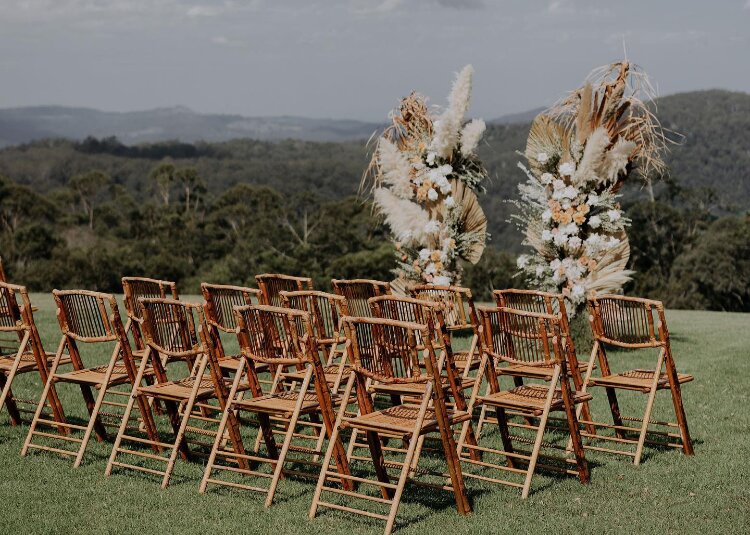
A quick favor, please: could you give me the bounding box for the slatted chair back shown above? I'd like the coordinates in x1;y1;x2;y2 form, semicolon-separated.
342;316;438;385
202;283;262;333
0;281;25;333
408;284;476;331
234;305;312;367
138;298;206;364
279;290;346;346
494;288;569;329
368;294;445;350
54;290;121;345
331;278;391;317
255;274;313;308
587;294;664;349
122;277;179;322
478;306;566;368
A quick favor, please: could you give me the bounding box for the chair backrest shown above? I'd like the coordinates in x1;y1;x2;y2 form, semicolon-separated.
280;290;346;344
587;294;665;349
494;288;565;318
477;306;566;367
408;284;476;331
368;294;445;349
342;316;436;384
122;277;179;322
54;290;120;343
234;304;311;366
331;279;391;318
139;298;206;361
0;281;26;333
255;274;313;308
54;289;138;378
201;283;262;333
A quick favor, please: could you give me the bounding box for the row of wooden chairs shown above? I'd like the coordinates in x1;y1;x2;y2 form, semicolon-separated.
0;272;694;535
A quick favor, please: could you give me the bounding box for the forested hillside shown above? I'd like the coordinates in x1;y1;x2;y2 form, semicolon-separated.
0;90;748;309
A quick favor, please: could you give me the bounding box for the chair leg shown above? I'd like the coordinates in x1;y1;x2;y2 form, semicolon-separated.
664;349;694;456
495;407;517;469
74;381;111;467
384;425;422;535
265;368;313;507
521;367;559;499
0;373;22;425
634;377;662;466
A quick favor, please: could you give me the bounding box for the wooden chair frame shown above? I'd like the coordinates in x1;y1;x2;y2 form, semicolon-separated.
310;315;471;535
106;297;245;488
457;306;590;498
331;278;391;318
22;290;154;467
578;294;694;465
255;273;313;307
481;289;594;436
121;277;179;358
200;304;352;506
0;282;66;427
408;284;481;379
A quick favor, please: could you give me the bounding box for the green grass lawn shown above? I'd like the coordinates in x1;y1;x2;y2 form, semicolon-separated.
1;293;749;534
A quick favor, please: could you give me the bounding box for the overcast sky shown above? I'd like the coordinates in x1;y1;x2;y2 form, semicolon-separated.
1;0;748;121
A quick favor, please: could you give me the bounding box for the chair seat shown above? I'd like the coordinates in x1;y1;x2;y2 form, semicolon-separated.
453;350;480;371
479;385;592;416
53;365;132;386
233;390;339;417
283;364;351;384
0;352;71;373
588;369;694;393
343;403;470;437
372;376;475;397
498;361;592;380
138;377;220;401
217;354;269;373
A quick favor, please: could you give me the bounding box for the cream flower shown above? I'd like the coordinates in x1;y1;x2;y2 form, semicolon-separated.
559;162;575;176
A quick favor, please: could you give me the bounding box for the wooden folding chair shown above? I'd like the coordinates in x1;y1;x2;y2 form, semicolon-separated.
280;290;351;391
579;294;694;465
255;273;313;307
477;289;594;436
331;278;391;317
201;283;263;374
408;284;481;379
200;304;352;506
122;277;179;359
0;282;67;427
106;297;245;487
22;290;155;467
311;316;472;535
457;306;590;498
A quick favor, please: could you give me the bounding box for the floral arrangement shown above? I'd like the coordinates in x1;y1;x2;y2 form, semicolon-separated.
513;62;669;315
363;65;489;290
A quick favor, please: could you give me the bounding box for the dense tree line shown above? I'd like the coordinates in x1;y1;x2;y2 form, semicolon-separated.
0;90;748;308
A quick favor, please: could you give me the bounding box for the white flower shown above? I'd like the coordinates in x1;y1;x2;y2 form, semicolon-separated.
552;179;565;190
426;152;437;165
541;229;553;242
571;284;585;300
439;164;453;176
444;195;456;208
607;209;621;222
561;222;579;236
535;265;545;277
550;259;562;270
517;255;530;269
554;232;568;247
424;220;441;234
427;188;438;201
540;172;554;185
567;236;582;250
587;193;600;205
542;209;552;222
607;236;621;248
559;162;575;176
419;249;431;261
425;262;437;274
562;186;578;200
432;275;451;286
588;215;602;229
537;152;549;164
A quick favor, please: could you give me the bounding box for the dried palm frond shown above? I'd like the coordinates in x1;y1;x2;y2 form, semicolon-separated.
525;115;569;174
585;237;634;294
547;61;671;182
439;179;487;264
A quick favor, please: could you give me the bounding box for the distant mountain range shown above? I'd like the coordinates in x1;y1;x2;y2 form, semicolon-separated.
0;103;554;148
